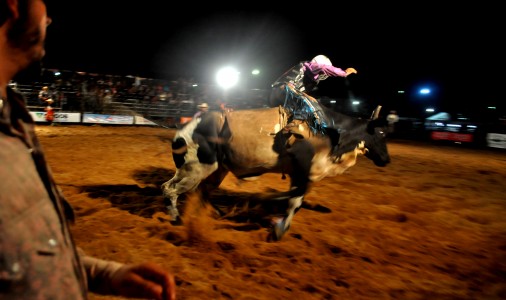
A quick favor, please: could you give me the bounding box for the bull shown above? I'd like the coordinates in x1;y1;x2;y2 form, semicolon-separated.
161;91;390;241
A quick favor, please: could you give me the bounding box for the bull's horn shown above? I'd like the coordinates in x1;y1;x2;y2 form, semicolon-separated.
370;105;382;120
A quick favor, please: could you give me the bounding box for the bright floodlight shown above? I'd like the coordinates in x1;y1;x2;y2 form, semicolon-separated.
216;67;239;90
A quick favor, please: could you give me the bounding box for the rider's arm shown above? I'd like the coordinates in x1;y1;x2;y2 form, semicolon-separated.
303;62;357;78
303;61;347;78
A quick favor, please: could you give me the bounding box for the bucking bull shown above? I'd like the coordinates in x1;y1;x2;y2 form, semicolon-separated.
161;86;391;241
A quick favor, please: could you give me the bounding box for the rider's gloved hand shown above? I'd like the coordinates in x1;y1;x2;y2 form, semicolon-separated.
345;68;358;76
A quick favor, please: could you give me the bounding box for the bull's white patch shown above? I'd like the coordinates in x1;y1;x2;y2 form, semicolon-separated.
309;140;367;181
175;117;201;146
161;160;219;220
183;143;199;164
173;117;202;164
274;124;281;133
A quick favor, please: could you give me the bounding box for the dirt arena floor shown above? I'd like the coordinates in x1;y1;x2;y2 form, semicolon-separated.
36;124;506;300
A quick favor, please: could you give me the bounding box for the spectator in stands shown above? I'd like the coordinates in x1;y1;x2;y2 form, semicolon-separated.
0;1;176;299
38;85;52;104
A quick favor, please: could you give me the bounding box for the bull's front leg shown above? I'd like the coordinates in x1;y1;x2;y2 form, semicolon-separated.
271;137;313;241
271;194;304;241
270;176;308;241
161;178;183;223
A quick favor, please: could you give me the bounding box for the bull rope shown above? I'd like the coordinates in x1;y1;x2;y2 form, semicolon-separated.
278;105;288;131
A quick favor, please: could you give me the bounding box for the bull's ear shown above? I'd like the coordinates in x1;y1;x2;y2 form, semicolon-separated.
367;119;387;134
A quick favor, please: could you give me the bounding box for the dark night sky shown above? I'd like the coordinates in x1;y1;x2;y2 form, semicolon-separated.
41;2;504;117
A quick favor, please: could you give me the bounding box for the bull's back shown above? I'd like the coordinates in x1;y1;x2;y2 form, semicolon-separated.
221;107;282;177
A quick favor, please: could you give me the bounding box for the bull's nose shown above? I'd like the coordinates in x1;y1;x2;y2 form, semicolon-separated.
375;158;390;167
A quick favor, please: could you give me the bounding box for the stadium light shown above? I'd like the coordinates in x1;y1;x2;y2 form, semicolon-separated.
216;67;239;90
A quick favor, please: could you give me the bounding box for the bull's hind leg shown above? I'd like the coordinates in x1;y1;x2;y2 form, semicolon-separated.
161;162;219;223
161;170;201;224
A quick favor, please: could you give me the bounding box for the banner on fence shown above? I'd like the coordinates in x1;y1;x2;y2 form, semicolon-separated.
82;114;134;124
134;115;158;125
430;131;474;143
30;111;81;123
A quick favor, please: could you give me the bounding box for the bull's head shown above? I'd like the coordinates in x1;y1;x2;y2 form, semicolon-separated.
309;105;391;181
364;105;390;166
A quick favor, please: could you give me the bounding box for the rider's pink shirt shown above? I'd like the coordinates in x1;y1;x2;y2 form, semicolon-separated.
303;61;348;80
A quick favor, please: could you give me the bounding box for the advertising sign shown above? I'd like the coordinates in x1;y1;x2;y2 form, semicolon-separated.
430;131;474;143
30;111;81;123
134;115;158;125
83;114;134;124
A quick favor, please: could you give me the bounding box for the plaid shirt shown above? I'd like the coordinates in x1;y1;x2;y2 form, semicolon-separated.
0;87;122;299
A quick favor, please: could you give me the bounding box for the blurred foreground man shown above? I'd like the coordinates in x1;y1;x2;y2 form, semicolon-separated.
0;1;176;299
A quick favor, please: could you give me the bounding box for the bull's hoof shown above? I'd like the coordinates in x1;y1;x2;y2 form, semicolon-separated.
269;218;289;241
170;216;183;226
167;206;180;224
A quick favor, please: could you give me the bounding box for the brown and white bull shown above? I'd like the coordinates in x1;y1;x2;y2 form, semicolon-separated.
161;104;390;241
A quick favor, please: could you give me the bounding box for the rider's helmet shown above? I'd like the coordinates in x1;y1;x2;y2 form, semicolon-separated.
309;55;332;84
311;54;332;66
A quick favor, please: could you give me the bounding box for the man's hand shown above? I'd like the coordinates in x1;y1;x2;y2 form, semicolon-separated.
345;68;358;76
110;262;176;300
